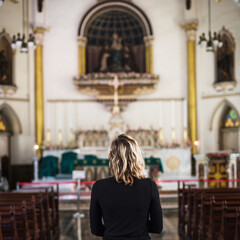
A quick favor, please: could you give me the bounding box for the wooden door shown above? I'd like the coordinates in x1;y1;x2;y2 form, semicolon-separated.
220;128;239;152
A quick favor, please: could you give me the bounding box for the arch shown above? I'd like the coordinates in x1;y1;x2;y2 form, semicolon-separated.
215;27;235;83
209;99;240;131
0;29;13;86
78;1;153;37
0;103;22;134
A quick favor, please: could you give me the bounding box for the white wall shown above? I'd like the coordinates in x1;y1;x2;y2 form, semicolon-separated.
0;0;35;164
196;0;240;153
42;0;187;144
0;0;239;165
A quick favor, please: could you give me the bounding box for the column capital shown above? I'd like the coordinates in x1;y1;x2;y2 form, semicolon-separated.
144;35;154;45
181;22;198;41
33;26;50;45
77;36;88;47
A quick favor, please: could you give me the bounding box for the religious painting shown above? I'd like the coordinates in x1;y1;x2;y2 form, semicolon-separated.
216;29;235;83
0;112;7;132
86;10;145;73
0;32;13;86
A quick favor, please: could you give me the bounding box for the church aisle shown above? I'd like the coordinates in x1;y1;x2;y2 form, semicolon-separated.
59;208;179;240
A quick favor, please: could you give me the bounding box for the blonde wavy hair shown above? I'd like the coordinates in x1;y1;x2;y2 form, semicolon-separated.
109;134;146;185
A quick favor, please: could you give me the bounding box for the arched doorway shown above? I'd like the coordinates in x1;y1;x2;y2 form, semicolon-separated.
219;106;239;152
0;103;22;188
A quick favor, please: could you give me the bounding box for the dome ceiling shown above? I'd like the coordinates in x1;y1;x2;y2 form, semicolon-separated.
87;10;144;46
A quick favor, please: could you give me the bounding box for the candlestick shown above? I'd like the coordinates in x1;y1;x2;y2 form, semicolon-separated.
58;130;62;144
70;129;74;142
159;102;163;128
183;99;187;128
171;100;175;128
46;129;51;143
158;128;163;142
171;128;176;142
183;127;188;142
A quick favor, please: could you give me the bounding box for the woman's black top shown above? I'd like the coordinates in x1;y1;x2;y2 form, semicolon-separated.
90;176;163;240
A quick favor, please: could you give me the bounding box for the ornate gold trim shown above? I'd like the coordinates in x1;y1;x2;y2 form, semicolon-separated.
35;45;44;157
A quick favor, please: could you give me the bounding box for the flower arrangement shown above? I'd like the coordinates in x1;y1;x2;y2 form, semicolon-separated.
158;140;192;149
126;128;159;147
75;129;108;140
74;72;159;81
206;152;230;160
40;142;79;150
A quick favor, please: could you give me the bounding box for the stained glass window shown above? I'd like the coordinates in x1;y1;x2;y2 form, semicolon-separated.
224;109;239;128
0;113;6;131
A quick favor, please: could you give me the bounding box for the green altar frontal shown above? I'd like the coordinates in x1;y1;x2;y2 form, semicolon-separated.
74;156;164;173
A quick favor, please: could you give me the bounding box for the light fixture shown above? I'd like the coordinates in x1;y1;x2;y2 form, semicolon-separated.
0;0;5;7
198;0;223;52
11;0;36;53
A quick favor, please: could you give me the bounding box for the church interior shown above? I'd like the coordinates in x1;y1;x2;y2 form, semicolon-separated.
0;0;240;239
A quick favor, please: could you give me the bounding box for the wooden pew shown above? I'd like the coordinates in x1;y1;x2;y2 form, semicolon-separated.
178;181;197;237
178;185;240;240
17;186;59;239
0;193;48;240
0;200;40;240
0;214;19;240
217;205;240;240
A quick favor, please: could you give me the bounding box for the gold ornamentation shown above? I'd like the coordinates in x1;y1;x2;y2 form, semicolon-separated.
182;22;198;154
181;22;198;42
166;156;180;170
35;44;44;157
33;27;49;45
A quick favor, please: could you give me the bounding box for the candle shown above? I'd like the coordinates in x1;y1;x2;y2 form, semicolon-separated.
159;128;163;142
171;100;175;128
159;102;163;128
46;129;51;143
183;127;188;142
58;130;62;144
70;129;74;142
183;99;187;128
171;128;176;142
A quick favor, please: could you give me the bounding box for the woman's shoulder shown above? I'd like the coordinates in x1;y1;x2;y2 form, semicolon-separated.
94;176;115;186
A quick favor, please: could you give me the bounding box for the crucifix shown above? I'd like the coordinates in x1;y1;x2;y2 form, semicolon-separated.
109;75;123;115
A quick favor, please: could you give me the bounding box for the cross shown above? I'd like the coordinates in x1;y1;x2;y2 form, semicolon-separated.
109;75;123;114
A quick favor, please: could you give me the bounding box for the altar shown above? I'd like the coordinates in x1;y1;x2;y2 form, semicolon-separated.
41;146;191;181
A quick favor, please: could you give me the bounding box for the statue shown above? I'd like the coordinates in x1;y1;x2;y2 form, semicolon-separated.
99;33;138;73
217;39;234;82
100;44;111;72
0;50;9;83
110;34;123;72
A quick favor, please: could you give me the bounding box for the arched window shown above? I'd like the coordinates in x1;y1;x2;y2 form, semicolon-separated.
0;30;13;86
216;28;235;83
219;106;239;152
86;10;145;73
0;112;7;132
223;108;239;128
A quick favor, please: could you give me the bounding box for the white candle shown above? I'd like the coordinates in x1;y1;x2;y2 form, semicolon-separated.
159;102;163;128
159;128;163;142
171;128;176;142
183;127;188;142
69;129;74;142
58;130;62;144
171;100;175;128
46;129;51;143
183;99;187;128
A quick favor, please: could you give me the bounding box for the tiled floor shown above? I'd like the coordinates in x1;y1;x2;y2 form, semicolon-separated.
59;209;180;240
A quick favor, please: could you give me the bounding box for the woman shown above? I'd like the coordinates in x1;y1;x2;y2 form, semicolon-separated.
90;134;163;240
